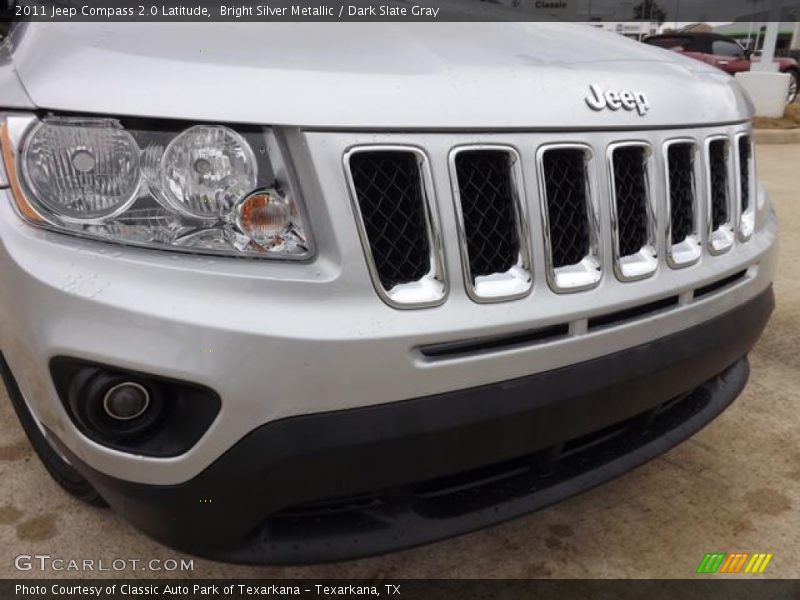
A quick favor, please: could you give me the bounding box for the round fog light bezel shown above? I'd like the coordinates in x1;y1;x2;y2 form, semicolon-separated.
102;382;151;422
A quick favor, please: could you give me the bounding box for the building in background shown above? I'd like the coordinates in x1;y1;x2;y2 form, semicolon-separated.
714;22;800;54
588;21;663;39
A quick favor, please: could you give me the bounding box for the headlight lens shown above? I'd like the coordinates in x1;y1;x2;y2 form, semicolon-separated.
160;125;257;220
23;119;141;221
2;115;312;259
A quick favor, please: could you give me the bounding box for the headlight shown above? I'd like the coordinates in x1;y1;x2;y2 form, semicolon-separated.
159;125;257;220
23;119;141;221
0;114;312;259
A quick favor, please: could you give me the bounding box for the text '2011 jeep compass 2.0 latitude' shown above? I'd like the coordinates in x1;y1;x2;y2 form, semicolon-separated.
0;22;777;564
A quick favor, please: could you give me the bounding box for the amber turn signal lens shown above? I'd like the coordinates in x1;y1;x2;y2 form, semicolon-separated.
0;121;43;222
235;189;291;248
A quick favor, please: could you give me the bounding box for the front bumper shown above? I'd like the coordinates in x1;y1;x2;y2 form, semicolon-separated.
23;286;772;564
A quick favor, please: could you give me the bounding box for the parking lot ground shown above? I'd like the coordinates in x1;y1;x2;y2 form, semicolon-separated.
0;145;798;579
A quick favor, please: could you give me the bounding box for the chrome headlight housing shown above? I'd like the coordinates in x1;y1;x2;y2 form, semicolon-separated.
1;114;312;259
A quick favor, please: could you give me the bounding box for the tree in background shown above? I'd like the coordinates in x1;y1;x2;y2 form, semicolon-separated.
633;0;667;25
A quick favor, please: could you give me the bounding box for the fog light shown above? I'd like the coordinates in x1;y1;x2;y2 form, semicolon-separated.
103;382;150;421
51;358;221;456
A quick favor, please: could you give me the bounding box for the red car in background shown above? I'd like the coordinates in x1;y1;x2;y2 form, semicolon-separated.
644;32;799;104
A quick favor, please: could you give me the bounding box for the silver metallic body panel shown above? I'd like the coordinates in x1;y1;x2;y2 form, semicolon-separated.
7;23;751;129
0;34;34;111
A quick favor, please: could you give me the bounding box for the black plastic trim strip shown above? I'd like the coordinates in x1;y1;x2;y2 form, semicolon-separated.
588;295;680;330
694;269;748;299
419;324;569;359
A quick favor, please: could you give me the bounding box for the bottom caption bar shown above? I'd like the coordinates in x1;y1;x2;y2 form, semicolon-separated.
4;580;800;600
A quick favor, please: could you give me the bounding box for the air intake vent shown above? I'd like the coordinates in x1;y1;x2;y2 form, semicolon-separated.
706;137;734;254
451;147;530;301
537;145;600;292
738;136;751;213
667;144;694;244
612;146;649;256
736;134;755;240
542;149;590;268
664;141;701;268
346;148;446;308
609;144;657;281
708;139;729;231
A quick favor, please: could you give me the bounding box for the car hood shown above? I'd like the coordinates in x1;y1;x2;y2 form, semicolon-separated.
9;22;752;129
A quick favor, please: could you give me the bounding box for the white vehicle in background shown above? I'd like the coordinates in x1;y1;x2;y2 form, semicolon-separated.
0;21;776;564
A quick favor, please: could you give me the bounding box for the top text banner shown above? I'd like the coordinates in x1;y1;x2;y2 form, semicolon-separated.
2;0;800;22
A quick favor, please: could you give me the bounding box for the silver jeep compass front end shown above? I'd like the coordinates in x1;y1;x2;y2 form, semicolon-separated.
0;22;777;564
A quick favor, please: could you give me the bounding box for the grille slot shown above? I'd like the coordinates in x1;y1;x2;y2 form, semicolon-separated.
708;139;730;230
451;147;531;301
454;151;518;278
346;149;445;307
609;144;657;281
736;134;755;240
349;152;429;289
541;149;591;268
664;141;702;269
537;145;601;292
667;143;695;245
706;137;735;254
611;145;649;258
738;135;751;213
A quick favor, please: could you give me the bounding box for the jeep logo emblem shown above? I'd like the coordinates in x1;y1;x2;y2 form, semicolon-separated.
586;84;650;116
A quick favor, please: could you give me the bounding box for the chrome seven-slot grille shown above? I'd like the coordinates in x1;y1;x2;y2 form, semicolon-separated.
345;133;754;308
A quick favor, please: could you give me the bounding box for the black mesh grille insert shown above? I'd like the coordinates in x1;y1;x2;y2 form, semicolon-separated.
349;151;431;291
541;149;590;268
709;139;729;231
454;151;519;280
667;143;695;245
738;136;751;213
612;146;649;257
